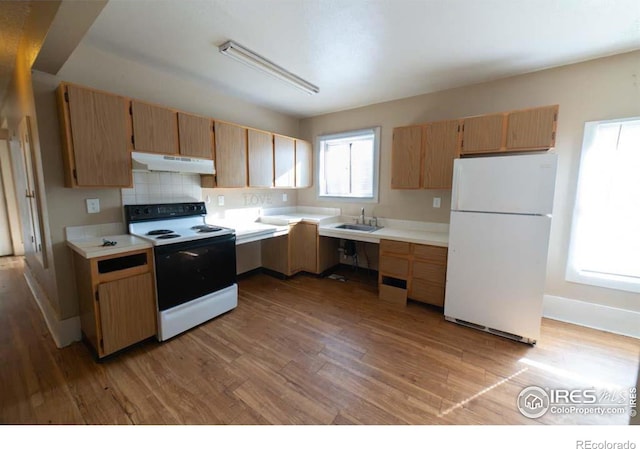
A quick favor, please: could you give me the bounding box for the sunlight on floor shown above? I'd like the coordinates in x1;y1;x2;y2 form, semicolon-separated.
438;367;529;417
518;357;627;390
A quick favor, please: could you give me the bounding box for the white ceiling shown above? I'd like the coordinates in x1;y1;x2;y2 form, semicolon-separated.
76;0;640;118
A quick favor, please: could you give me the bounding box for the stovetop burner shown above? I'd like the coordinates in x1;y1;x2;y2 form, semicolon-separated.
126;202;235;246
191;225;223;233
147;229;174;236
156;234;181;240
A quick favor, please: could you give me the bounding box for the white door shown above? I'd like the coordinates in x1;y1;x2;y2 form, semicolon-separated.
15;117;46;266
444;211;552;341
451;153;557;215
0;169;12;255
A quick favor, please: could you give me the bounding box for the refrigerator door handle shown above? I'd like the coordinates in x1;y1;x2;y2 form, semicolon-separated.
451;162;462;211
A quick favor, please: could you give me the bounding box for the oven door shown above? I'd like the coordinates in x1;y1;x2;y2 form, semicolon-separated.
154;234;237;311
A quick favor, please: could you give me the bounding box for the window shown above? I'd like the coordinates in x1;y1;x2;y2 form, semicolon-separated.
566;117;640;293
317;127;380;202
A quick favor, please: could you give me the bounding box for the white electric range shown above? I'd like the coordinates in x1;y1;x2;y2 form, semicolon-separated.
125;202;238;341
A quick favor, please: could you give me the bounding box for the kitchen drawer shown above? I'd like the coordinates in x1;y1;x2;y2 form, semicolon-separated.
412;244;447;264
380;239;410;255
410;279;445;307
412;261;445;285
379;255;409;279
379;284;407;305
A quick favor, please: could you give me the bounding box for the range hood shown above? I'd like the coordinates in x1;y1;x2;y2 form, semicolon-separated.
131;151;215;175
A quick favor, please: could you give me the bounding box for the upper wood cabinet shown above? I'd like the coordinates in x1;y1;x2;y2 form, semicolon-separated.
131;101;179;154
178;112;213;159
460;105;559;155
506;105;558;151
274;135;295;188
248;129;274;188
295;139;312;188
391;125;423;189
460;113;505;155
57;83;132;188
215;121;247;188
423;120;461;189
57;81;313;190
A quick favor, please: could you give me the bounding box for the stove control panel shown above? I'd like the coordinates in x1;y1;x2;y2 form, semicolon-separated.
125;202;207;224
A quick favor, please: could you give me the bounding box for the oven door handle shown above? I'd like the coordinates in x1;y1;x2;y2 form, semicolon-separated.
154;233;236;256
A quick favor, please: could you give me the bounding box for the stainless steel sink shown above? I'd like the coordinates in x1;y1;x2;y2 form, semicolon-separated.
335;223;383;232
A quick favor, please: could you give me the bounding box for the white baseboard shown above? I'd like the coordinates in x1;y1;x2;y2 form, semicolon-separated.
543;295;640;339
23;269;81;348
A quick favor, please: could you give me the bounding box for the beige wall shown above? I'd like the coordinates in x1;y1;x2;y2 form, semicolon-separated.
0;2;62;315
203;188;298;217
25;40;300;320
300;50;640;313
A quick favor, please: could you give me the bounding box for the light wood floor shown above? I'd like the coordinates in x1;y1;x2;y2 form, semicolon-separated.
1;257;638;424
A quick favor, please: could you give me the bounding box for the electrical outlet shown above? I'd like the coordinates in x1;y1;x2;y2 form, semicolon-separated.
433;197;441;208
217;195;224;206
86;198;100;214
282;193;288;202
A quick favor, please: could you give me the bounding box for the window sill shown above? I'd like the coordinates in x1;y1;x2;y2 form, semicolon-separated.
566;269;640;294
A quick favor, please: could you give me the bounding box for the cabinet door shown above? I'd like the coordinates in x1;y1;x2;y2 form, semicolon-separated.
261;235;291;276
62;85;131;187
98;272;156;355
380;239;410;255
274;135;295;187
290;222;317;273
248;129;274;187
412;244;447;265
423;120;460;189
409;279;445;307
461;113;505;154
131;101;179;154
215;122;247;187
178;112;213;159
379;255;410;279
410;244;447;307
412;260;446;284
506;105;558;151
391;125;422;189
295;139;312;188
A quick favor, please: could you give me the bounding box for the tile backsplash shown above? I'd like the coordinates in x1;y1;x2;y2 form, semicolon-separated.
121;171;202;205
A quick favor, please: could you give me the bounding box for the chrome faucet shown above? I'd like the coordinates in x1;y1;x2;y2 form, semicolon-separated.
360;207;365;225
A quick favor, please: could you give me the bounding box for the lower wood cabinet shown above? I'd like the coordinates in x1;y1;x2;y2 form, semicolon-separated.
290;222;318;273
409;245;447;307
261;223;339;277
378;239;447;307
72;248;157;358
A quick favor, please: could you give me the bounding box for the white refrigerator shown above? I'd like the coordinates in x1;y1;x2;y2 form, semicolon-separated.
444;153;557;345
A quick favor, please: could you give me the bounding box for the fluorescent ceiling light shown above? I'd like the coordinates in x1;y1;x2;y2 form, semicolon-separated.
218;40;319;95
